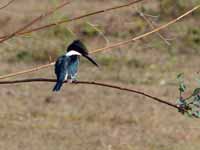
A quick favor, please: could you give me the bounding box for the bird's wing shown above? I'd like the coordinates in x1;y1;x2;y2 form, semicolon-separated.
55;56;70;82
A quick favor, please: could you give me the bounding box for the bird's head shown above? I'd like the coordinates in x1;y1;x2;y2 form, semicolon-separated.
66;40;99;67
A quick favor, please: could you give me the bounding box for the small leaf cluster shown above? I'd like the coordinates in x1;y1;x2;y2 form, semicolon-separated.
176;73;200;118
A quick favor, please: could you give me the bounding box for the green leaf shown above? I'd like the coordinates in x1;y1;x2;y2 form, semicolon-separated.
177;73;186;93
179;83;186;92
186;111;193;118
177;73;184;80
195;111;200;118
192;88;200;96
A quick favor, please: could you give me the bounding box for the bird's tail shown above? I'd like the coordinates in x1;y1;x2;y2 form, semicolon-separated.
53;81;63;92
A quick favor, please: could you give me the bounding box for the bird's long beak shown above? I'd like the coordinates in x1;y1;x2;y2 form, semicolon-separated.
83;54;99;68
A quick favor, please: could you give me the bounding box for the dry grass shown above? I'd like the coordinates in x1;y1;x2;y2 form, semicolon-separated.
0;0;200;150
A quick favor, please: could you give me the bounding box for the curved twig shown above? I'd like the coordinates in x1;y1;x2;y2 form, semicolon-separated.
0;5;199;80
0;0;71;43
0;78;180;110
0;0;145;40
91;5;200;53
137;10;171;45
86;22;110;47
0;62;55;80
0;0;16;10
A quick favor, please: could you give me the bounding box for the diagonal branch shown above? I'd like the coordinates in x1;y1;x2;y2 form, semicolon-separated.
0;5;198;80
0;0;71;43
91;5;200;53
137;10;171;45
0;0;146;40
0;62;55;80
86;22;110;47
0;0;16;10
0;78;180;110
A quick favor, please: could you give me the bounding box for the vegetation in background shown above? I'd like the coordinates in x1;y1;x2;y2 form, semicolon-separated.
177;73;200;118
159;0;199;18
183;27;200;52
80;22;99;37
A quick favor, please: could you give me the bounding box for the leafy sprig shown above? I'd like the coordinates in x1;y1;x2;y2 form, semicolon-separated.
176;73;200;118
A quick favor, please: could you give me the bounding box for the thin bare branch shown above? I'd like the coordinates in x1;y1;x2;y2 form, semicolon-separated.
0;78;180;110
0;0;71;43
0;5;199;80
91;5;200;53
142;12;159;18
137;10;171;45
0;0;16;10
0;62;55;80
86;22;110;46
0;0;146;40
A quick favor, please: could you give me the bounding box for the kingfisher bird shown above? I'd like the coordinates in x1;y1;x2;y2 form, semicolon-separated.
53;40;99;92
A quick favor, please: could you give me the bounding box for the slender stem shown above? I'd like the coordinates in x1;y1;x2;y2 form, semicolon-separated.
0;0;16;10
137;10;170;45
0;0;71;43
0;0;145;39
0;5;199;80
91;5;200;53
0;78;180;110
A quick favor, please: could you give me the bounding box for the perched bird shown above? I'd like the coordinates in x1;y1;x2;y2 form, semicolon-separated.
53;40;99;92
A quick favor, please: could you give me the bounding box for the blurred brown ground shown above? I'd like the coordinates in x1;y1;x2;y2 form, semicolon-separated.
0;0;200;150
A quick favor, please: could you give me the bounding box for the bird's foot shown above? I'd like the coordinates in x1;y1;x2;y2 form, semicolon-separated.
67;79;73;83
64;80;68;83
68;79;77;83
72;80;78;83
